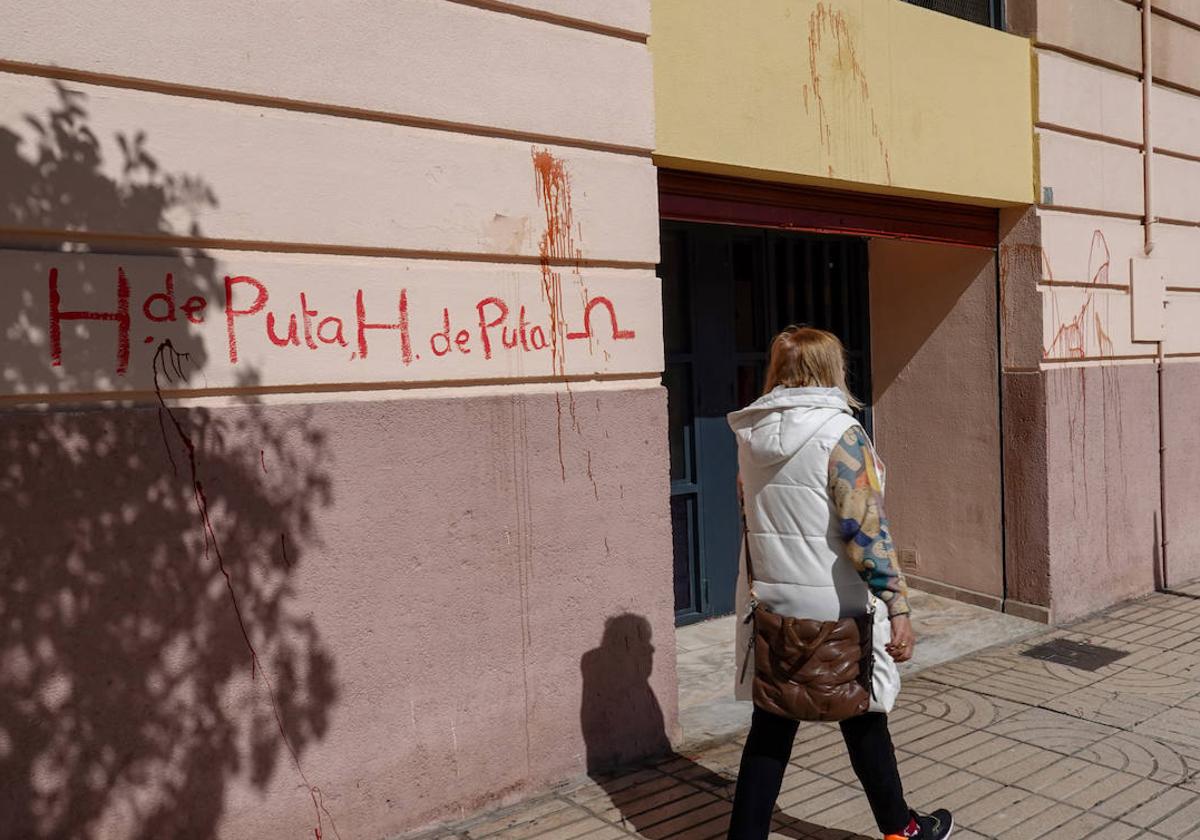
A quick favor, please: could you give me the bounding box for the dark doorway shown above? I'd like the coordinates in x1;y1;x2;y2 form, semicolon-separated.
660;221;871;625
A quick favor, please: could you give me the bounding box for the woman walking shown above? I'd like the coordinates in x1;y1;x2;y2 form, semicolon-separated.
726;327;952;840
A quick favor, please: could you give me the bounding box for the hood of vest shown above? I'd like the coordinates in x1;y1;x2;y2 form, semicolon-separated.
726;386;853;466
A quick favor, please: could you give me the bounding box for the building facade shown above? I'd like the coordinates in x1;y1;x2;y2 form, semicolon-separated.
1001;0;1200;622
0;3;671;838
0;0;1195;837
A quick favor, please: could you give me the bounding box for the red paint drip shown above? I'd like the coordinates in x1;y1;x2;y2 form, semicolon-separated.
806;3;892;184
531;148;581;377
1044;231;1114;359
533;149;589;480
152;341;342;840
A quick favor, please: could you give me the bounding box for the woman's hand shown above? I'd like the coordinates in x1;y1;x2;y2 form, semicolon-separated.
886;614;915;662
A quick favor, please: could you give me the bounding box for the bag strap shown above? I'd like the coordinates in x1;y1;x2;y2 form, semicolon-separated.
740;497;757;589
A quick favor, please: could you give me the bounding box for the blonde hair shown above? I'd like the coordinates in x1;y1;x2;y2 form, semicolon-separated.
763;326;863;409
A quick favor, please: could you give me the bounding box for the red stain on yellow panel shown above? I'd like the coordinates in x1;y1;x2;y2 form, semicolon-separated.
805;3;892;184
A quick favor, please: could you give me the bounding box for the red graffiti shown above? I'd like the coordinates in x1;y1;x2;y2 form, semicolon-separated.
567;296;636;341
1044;231;1115;359
49;266;131;374
355;288;412;364
46;267;635;376
225;275;269;364
532;148;582;377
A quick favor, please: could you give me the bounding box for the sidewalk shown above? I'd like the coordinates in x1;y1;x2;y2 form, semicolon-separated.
674;589;1043;751
416;582;1200;840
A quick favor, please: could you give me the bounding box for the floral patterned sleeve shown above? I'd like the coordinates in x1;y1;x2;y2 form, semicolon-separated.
828;426;911;618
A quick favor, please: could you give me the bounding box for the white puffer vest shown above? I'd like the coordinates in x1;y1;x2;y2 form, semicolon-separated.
728;386;874;701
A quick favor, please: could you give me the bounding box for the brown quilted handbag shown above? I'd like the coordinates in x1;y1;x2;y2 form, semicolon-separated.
740;511;874;722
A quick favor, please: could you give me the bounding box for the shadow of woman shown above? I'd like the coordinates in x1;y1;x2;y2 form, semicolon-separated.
579;614;870;840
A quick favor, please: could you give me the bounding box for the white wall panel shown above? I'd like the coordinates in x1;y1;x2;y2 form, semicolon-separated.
1165;293;1200;354
1041;286;1148;359
0;73;658;264
0;249;663;400
0;0;654;149
1154;85;1200;159
1039;131;1144;217
1155;153;1200;225
1039;211;1143;286
1155;224;1200;289
1038;51;1142;145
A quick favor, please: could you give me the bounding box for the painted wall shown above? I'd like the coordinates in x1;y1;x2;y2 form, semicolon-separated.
651;0;1035;205
869;239;1004;605
1002;0;1200;621
0;2;676;838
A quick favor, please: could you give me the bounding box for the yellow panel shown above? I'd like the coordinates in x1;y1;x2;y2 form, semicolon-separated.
651;0;1035;206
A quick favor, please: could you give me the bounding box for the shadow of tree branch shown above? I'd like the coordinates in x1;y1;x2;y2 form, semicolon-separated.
0;81;340;840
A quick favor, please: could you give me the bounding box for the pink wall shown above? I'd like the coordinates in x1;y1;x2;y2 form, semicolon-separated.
1005;0;1200;620
0;1;669;835
1163;363;1200;586
0;388;678;839
1044;366;1160;622
869;239;1003;603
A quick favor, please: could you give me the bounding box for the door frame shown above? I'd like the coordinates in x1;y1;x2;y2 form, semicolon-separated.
659;169;999;250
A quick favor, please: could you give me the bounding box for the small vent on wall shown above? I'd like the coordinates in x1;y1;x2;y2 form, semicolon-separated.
899;548;920;572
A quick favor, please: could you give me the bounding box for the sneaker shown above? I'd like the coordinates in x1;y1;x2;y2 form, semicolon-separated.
885;808;952;840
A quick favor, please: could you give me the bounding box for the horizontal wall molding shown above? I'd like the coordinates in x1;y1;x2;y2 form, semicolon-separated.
0;59;652;158
442;0;648;42
658;170;999;249
0;229;656;271
0;370;664;409
1035;43;1141;79
1154;5;1200;34
1039;280;1130;291
1158;217;1200;228
1036;203;1144;221
1156;146;1200;165
1036;122;1144;151
1042;354;1158;366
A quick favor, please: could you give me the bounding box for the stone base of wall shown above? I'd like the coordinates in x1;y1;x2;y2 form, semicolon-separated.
0;385;677;839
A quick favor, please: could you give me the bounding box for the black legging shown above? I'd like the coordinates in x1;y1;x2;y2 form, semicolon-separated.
727;707;909;839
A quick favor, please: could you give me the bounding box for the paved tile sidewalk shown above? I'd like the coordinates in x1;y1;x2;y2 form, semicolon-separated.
416;583;1200;840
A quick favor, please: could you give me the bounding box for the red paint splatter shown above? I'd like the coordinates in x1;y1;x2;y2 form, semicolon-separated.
533;148;589;479
586;450;598;500
531;148;582;377
553;392;567;481
1045;231;1114;359
152;341;341;840
805;3;892;184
